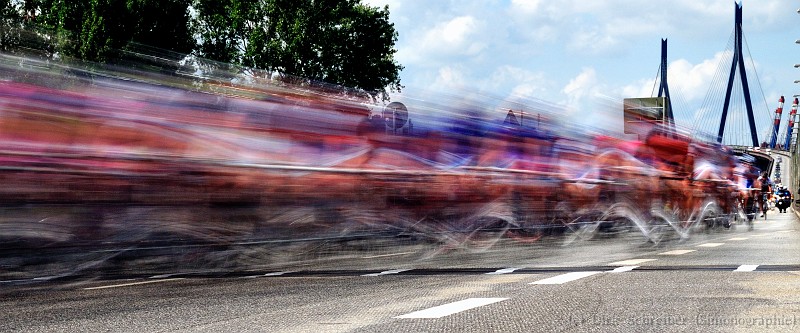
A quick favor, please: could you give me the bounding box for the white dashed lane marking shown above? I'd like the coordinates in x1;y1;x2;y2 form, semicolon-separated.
529;271;602;285
361;251;416;259
727;237;749;241
734;265;759;272
607;259;656;266
83;278;184;290
362;269;411;277
395;298;508;319
486;268;520;275
244;271;295;278
149;274;178;279
609;266;639;273
697;243;725;248
659;250;696;255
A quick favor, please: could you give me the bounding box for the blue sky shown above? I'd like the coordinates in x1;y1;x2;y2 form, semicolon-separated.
362;0;800;142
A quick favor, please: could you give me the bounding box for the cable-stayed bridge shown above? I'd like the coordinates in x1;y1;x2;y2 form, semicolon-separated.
652;2;793;150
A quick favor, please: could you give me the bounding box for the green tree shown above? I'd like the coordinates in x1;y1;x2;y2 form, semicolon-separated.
0;0;55;56
2;0;193;63
194;0;403;99
0;0;22;53
126;0;194;57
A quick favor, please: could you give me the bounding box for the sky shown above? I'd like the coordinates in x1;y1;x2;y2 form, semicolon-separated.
361;0;800;143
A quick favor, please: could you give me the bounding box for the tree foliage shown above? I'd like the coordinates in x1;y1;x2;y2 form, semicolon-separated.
193;0;403;98
0;0;403;97
0;0;193;62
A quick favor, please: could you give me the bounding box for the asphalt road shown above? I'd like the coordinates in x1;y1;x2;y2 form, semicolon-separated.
3;204;800;333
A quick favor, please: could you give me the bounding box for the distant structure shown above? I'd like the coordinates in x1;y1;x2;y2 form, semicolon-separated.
717;2;758;146
784;97;798;151
504;109;521;126
769;96;784;149
383;101;411;135
657;39;676;132
623;97;670;140
622;39;674;140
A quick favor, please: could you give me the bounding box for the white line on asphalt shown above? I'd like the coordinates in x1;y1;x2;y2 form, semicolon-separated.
242;271;294;278
362;269;411;277
697;243;725;247
264;271;294;276
149;274;178;279
32;276;58;281
486;268;521;275
395;298;508;319
734;265;759;272
607;259;656;266
659;250;696;255
727;237;749;241
83;278;185;290
529;271;602;285
609;266;639;273
752;234;772;237
361;251;416;259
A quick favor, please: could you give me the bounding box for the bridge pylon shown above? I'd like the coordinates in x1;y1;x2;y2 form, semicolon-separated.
716;2;758;147
657;39;676;132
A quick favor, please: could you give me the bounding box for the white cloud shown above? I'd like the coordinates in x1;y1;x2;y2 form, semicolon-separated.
431;65;468;91
488;65;551;95
559;67;606;119
509;0;544;15
415;16;486;60
567;28;622;55
363;0;796;136
563;67;598;97
619;78;656;100
616;51;731;104
666;53;730;102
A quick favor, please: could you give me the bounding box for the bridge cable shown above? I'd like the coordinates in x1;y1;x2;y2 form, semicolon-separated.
697;30;736;140
742;31;774;144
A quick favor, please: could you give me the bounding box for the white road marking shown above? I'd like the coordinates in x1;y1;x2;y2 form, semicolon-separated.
32;276;58;281
83;278;184;290
1;279;32;284
243;271;295;278
361;251;416;259
609;266;638;273
362;269;411;277
149;274;178;279
529;271;602;285
734;265;759;272
486;268;520;275
697;243;725;247
659;250;696;255
607;259;656;266
752;233;772;237
727;237;749;241
395;298;508;319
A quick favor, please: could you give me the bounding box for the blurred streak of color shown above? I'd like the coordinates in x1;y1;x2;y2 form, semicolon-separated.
0;53;763;277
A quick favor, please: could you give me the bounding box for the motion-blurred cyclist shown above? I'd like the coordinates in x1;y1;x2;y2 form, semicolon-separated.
758;172;772;218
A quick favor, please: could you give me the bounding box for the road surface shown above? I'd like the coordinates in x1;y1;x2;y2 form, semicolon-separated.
3;206;800;332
